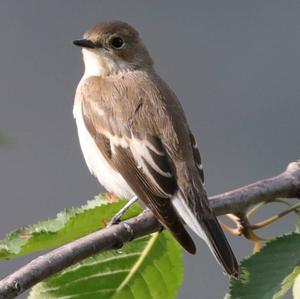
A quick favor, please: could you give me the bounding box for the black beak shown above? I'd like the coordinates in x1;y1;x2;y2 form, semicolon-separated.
73;39;96;49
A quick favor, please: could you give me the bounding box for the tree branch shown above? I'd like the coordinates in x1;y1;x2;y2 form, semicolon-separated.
210;161;300;215
0;161;299;299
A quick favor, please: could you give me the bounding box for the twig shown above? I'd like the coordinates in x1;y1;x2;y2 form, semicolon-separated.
251;202;300;230
0;161;299;298
209;161;300;215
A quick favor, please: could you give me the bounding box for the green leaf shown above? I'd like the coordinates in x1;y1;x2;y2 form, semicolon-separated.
0;195;141;260
28;231;183;299
293;273;300;299
227;233;300;299
274;266;300;299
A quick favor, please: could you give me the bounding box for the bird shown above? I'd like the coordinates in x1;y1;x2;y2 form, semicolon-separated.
73;20;239;277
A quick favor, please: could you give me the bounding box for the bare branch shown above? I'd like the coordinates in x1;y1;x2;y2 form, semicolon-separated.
0;161;299;299
210;161;300;215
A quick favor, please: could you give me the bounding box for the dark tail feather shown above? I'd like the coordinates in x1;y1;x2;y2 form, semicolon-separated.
165;216;197;255
173;188;239;277
149;200;197;255
201;216;239;277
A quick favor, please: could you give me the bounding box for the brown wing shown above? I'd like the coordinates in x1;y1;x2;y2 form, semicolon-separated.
189;132;204;184
81;92;196;254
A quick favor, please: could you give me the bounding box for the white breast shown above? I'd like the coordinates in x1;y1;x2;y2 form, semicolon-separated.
73;90;134;199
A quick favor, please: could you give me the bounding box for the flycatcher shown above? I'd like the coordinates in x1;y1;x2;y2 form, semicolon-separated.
73;20;239;277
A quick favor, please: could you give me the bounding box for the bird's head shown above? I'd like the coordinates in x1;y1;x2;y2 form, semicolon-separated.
73;21;153;76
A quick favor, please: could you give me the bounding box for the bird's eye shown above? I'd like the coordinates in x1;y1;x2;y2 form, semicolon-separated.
111;37;124;49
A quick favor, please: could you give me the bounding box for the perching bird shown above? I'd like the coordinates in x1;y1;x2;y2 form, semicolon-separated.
73;20;239;277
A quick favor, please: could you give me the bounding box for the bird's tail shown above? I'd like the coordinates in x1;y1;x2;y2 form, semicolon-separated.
173;187;239;277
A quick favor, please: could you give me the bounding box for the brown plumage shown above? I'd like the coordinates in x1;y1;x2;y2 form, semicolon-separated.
73;20;239;277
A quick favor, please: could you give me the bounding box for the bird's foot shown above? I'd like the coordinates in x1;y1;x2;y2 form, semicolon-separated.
107;195;138;227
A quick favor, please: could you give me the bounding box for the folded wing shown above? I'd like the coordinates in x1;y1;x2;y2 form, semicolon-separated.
81;97;196;254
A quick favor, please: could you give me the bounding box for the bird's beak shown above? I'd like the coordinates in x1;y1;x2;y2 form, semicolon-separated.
73;39;96;49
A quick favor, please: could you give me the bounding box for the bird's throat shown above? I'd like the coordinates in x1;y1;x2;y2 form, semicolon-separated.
82;49;131;78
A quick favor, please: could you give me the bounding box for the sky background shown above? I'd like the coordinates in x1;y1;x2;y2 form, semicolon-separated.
0;1;300;298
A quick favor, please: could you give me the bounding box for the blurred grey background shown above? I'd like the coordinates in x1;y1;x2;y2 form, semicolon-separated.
0;1;299;298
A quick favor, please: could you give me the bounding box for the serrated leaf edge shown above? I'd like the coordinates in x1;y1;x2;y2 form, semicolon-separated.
237;232;300;267
228;233;300;298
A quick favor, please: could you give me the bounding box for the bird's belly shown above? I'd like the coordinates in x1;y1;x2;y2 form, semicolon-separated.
74;105;134;199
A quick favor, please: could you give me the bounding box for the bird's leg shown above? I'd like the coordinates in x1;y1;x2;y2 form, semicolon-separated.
108;196;139;226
